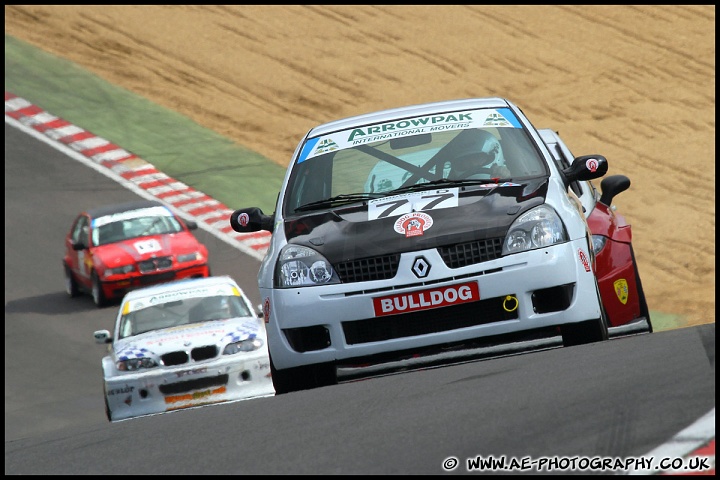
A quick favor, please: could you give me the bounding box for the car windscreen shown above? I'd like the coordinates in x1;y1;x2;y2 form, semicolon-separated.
283;108;547;216
117;294;253;339
93;215;184;246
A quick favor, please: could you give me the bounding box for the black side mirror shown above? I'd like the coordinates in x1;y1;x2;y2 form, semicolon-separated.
599;175;631;206
185;219;198;231
72;241;87;251
230;207;275;233
561;155;608;187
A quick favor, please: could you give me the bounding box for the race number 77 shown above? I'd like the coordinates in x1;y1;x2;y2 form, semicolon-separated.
368;189;458;220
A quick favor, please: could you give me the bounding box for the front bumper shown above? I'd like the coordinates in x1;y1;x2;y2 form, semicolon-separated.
265;238;601;370
104;350;273;422
102;263;210;300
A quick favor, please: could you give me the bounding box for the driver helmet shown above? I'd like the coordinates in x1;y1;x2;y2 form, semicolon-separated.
452;130;504;172
205;296;232;319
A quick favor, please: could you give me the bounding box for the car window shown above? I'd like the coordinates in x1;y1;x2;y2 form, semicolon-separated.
71;215;90;245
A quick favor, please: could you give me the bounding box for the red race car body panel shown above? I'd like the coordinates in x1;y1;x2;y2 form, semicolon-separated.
588;201;642;328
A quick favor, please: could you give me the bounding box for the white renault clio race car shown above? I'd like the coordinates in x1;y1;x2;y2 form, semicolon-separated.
230;97;650;394
93;275;274;421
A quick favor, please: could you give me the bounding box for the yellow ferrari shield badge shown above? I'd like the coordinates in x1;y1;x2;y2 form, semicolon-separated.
613;279;629;305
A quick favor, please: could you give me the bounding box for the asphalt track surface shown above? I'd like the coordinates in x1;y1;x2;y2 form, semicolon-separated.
5;107;716;474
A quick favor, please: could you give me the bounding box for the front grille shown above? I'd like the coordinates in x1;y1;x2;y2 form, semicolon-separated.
158;374;229;395
335;254;400;283
138;270;176;285
162;351;189;366
332;238;504;285
138;256;173;273
438;238;504;269
342;295;518;345
161;345;219;366
191;345;218;361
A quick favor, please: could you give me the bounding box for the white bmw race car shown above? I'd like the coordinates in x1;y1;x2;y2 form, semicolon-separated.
229;97;651;394
93;275;274;422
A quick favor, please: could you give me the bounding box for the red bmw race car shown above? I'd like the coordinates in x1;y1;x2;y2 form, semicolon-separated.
63;200;211;307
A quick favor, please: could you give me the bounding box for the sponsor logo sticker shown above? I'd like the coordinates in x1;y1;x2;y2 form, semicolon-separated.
585;158;599;172
263;297;271;323
237;212;250;227
578;248;591;272
393;212;433;237
373;281;480;316
614;279;629;305
164;386;227;405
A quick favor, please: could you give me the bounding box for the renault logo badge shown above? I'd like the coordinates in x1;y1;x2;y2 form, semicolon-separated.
411;256;431;279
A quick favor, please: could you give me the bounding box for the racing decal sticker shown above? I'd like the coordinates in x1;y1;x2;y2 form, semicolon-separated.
93;206;173;228
614;279;629;305
221;328;258;344
117;346;153;361
164;386;227;405
128;285;235;311
373;281;479;316
368;188;458;220
263;297;271;323
394;212;433;237
482;111;513;127
133;238;162;254
176;367;208;378
314;138;340;154
236;212;250;227
578;248;591;272
299;108;524;162
585;158;599;172
107;385;135;396
82;252;92;277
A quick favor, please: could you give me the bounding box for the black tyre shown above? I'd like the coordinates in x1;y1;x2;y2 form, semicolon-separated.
64;264;80;298
270;356;337;394
102;383;112;422
630;245;653;333
561;279;609;347
91;271;108;308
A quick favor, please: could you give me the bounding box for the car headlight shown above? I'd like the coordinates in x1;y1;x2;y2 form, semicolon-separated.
223;337;264;355
104;265;135;277
177;252;203;263
275;245;340;288
591;234;607;255
502;205;568;255
116;357;158;371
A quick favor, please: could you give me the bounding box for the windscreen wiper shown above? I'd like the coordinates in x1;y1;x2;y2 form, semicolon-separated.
294;193;386;212
389;178;504;195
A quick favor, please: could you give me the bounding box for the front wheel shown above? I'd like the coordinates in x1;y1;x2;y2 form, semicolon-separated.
103;384;112;422
64;264;80;298
630;245;653;333
270;356;337;394
561;279;609;347
91;271;108;308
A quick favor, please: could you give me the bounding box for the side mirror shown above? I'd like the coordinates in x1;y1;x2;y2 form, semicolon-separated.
72;241;87;251
185;219;198;231
562;155;608;186
93;329;112;344
230;207;275;233
599;175;631;206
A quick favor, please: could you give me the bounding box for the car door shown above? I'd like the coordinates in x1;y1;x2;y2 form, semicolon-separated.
66;214;92;288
